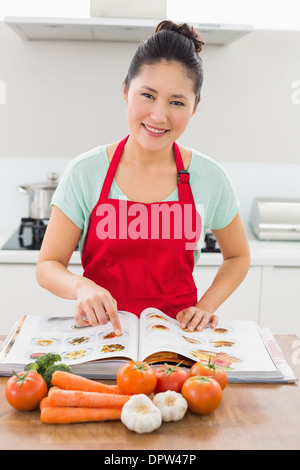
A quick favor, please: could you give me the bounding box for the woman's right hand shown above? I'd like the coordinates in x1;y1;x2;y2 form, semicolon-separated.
74;278;122;336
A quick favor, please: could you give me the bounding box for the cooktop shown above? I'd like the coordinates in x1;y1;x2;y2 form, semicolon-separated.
1;224;220;253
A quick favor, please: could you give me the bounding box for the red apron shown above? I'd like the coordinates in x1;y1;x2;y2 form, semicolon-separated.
81;136;201;318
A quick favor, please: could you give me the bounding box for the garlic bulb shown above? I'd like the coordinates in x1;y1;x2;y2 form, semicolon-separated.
121;394;162;433
152;391;188;422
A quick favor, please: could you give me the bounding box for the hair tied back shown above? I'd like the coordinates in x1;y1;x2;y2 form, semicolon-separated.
155;20;205;54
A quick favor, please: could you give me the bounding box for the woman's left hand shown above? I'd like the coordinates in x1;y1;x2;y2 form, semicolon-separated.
176;307;219;332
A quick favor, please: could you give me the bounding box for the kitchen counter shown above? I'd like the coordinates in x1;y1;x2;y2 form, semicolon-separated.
1;224;300;337
245;228;300;267
1;224;300;267
0;334;299;451
0;224;80;265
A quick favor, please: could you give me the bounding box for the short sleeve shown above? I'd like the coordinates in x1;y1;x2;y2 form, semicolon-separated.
209;168;240;231
189;149;240;234
50;145;108;235
51;161;85;230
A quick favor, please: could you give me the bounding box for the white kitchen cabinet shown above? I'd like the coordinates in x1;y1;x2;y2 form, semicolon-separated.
260;266;300;336
0;263;83;335
193;265;262;323
1;261;262;335
1;254;299;337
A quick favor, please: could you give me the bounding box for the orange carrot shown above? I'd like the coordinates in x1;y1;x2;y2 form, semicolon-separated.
109;385;121;391
47;388;131;408
40;388;62;409
40;406;122;424
51;371;122;394
40;396;54;410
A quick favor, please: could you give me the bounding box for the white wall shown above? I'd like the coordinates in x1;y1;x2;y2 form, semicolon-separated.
0;21;300;163
0;22;132;159
0;20;300;230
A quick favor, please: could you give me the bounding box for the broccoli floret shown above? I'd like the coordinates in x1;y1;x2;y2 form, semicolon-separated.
35;353;62;376
24;352;72;389
25;352;61;376
24;362;39;373
43;363;73;389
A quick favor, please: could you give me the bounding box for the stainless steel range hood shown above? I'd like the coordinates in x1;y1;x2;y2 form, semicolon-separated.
4;16;253;45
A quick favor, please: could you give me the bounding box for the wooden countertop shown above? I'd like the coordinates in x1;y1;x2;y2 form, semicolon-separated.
0;334;299;451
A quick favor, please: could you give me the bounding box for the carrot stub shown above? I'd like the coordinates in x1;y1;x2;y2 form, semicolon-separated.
47;388;131;408
51;371;122;394
40;396;54;409
41;406;122;424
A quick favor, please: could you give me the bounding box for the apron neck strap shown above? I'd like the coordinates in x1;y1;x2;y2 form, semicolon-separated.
100;135;129;200
173;141;193;202
100;135;193;202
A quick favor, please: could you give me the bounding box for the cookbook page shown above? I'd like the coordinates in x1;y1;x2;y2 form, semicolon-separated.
1;311;139;367
139;307;194;361
139;308;279;374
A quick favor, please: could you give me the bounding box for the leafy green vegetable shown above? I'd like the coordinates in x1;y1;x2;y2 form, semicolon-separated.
25;353;62;376
43;363;73;389
24;362;39;373
25;353;72;389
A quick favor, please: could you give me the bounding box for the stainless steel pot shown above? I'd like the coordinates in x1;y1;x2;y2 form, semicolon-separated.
17;172;59;219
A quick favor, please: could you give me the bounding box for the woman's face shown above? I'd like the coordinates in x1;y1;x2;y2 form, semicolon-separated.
123;60;198;153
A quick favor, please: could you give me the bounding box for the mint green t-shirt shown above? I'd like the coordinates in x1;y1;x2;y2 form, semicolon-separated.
51;144;239;264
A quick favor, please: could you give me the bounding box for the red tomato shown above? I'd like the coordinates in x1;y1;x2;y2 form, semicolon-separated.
155;363;189;393
5;371;47;411
181;375;222;415
117;361;157;395
190;358;228;390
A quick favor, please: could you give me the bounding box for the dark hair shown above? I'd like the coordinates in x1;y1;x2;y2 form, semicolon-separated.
124;20;205;105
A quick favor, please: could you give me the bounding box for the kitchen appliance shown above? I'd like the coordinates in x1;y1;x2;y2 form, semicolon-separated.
201;231;220;253
2;218;50;251
1;224;220;253
17;172;59;220
250;197;300;241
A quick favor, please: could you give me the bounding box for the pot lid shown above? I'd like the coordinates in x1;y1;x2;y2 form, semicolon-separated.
22;172;59;190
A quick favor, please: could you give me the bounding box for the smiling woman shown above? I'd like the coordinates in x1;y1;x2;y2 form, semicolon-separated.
122;61;198;155
36;19;250;338
124;21;204;106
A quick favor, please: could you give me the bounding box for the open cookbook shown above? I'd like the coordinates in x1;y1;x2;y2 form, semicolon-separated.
0;307;297;383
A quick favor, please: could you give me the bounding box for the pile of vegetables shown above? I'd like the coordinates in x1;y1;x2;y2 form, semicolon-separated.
24;352;73;389
5;353;72;411
5;355;228;432
40;371;130;424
